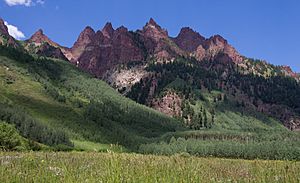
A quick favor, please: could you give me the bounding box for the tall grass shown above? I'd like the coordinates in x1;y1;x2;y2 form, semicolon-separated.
0;152;299;183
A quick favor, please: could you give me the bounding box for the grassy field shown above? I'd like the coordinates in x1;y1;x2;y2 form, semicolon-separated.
0;152;299;183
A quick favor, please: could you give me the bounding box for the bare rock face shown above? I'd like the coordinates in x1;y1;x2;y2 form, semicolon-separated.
279;65;300;80
71;19;245;78
192;45;206;61
71;26;96;62
174;27;205;52
102;22;114;38
0;18;19;48
35;43;68;60
103;64;149;95
0;19;9;36
75;24;144;77
142;18;168;42
28;29;59;47
139;18;169;55
200;35;243;63
72;18;187;76
139;18;184;60
172;28;243;64
151;91;183;117
25;29;67;60
112;26;144;63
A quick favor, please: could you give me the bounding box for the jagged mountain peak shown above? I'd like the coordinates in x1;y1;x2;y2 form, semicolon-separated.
174;27;205;52
35;29;44;35
115;26;128;33
71;26;97;61
83;26;95;33
147;18;158;26
28;29;59;47
102;22;114;38
207;34;228;45
144;18;167;34
73;26;96;45
77;26;96;40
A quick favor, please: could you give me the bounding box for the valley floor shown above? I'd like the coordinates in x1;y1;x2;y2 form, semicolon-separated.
0;152;299;183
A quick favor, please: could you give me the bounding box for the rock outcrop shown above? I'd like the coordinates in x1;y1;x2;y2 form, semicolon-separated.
173;27;205;52
71;26;96;62
74;23;144;76
25;29;67;60
0;18;19;48
135;18;185;61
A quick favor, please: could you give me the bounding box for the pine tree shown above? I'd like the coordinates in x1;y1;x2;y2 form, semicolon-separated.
198;112;203;129
203;109;208;128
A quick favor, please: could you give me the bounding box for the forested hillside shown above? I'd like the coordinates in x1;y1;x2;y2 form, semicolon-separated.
127;57;300;130
0;46;300;159
0;46;182;151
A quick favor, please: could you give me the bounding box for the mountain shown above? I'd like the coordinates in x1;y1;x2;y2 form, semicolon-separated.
0;19;19;48
1;17;299;131
0;18;300;159
24;29;68;60
69;23;145;76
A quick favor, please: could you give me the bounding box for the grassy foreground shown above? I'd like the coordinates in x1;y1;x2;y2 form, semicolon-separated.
0;152;299;183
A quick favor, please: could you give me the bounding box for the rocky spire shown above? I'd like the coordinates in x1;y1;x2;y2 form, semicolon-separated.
71;26;96;61
142;18;168;41
102;22;114;38
148;18;158;26
28;29;59;47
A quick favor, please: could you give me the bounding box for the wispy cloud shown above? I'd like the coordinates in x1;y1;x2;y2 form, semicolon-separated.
4;0;32;6
4;0;45;6
4;21;25;40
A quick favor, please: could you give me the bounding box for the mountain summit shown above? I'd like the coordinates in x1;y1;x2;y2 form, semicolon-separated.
28;29;59;47
174;27;205;52
102;22;114;38
24;29;67;60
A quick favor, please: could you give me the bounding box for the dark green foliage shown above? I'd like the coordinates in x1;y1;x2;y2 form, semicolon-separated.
0;121;27;151
228;73;300;110
128;56;300;127
140;130;300;160
203;109;208;128
139;138;300;160
0;103;72;147
0;45;182;150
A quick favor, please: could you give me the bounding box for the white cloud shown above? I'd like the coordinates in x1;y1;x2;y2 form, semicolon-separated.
4;21;25;40
4;0;45;6
4;0;32;6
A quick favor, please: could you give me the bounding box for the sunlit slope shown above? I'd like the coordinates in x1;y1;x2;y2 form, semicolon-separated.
0;46;181;150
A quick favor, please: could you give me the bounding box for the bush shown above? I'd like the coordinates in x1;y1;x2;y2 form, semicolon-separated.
0;121;27;151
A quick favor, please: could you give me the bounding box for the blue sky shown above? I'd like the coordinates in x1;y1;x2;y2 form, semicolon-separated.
0;0;299;72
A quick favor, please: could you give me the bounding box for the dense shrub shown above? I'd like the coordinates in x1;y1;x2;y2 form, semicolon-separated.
0;103;73;147
0;121;27;151
139;137;300;160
